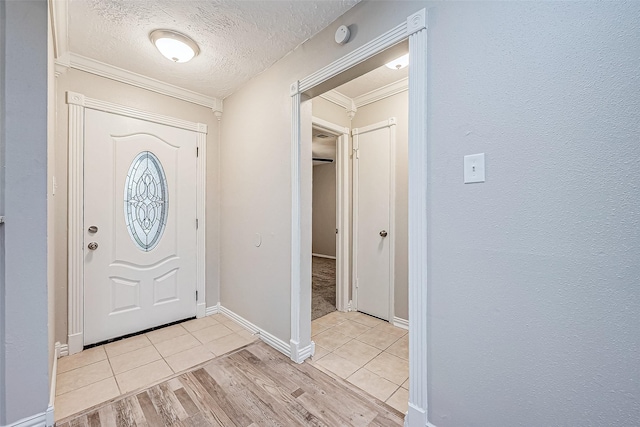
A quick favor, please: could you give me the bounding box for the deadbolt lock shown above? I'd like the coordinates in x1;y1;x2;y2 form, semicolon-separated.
88;225;98;233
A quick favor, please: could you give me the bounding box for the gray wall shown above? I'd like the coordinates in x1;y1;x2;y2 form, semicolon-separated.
426;2;640;425
54;69;221;344
0;0;50;424
312;163;337;257
220;1;640;425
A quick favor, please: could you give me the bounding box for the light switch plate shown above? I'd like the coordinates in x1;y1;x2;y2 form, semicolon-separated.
464;153;485;183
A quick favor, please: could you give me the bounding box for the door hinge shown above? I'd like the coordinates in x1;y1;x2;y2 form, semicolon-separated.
353;148;359;159
196;218;199;229
196;147;199;157
196;291;198;301
336;228;338;234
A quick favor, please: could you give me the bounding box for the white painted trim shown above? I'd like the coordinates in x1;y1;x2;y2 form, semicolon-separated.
311;253;336;260
66;91;207;133
48;343;60;423
351;118;397;321
312;116;350;313
406;10;429;426
291;341;316;364
66;92;208;355
393;317;409;331
318;90;351;110
205;304;220;317
321;77;409;117
196;130;207;318
58;343;69;358
60;53;223;111
292;8;428;427
48;0;68;60
218;306;290;357
354;78;409;108
2;412;48;427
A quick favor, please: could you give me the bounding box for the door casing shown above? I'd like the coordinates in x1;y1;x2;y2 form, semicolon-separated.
290;8;429;425
311;116;350;312
66;91;208;355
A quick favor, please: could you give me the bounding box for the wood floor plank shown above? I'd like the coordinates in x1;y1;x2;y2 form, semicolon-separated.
86;412;101;427
112;399;136;427
173;387;200;418
247;344;379;426
220;349;329;426
179;371;231;427
136;391;165;427
56;342;403;427
192;367;253;426
206;357;305;426
147;386;180;426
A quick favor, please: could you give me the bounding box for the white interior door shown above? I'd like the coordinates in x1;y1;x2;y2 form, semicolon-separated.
84;109;198;345
353;119;396;321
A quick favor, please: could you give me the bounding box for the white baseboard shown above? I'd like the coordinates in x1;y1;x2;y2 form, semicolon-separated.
58;343;69;358
3;411;49;427
404;403;428;427
393;316;409;330
196;302;206;318
311;253;336;260
205;303;220;317
47;344;60;425
217;305;290;358
291;340;315;364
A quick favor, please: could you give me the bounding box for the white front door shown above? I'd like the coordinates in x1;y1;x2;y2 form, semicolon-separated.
353;119;396;321
84;109;198;345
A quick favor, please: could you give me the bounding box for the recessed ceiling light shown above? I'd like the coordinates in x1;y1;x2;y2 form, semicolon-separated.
150;29;200;63
385;53;409;70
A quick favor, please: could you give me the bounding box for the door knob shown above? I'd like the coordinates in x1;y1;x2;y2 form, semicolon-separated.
88;242;98;250
379;230;388;237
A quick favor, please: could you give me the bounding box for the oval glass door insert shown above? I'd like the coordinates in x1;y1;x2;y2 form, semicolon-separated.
124;151;168;251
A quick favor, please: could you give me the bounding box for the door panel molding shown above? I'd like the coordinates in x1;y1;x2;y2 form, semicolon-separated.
66;91;208;355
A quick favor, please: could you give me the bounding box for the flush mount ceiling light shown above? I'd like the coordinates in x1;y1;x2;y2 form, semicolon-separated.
150;29;200;63
385;53;409;70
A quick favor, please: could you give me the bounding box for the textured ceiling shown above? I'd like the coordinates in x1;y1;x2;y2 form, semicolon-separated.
334;61;408;99
68;0;360;99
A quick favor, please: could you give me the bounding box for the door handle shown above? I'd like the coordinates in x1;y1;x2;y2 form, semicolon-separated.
88;242;99;250
379;230;388;237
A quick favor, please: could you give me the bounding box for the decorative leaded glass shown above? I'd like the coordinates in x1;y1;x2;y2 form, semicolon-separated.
124;151;168;251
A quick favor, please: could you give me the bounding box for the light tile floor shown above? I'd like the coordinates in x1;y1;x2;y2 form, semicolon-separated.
54;314;258;421
55;310;409;422
308;310;409;414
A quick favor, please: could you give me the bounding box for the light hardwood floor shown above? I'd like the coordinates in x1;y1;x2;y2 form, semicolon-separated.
56;341;404;427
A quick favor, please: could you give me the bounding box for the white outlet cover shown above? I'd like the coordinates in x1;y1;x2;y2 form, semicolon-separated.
464;153;485;183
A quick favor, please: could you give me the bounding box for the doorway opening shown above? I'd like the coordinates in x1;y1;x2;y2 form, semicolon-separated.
290;8;428;423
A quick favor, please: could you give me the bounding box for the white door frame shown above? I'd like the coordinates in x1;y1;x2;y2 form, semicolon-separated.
66;91;208;355
351;118;397;321
290;9;428;425
311;116;350;312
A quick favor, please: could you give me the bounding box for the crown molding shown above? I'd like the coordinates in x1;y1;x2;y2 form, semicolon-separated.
319;76;408;119
49;0;69;60
319;90;351;110
353;77;408;108
56;53;223;111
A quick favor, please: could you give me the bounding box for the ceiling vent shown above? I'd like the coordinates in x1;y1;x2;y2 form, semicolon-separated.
315;133;330;139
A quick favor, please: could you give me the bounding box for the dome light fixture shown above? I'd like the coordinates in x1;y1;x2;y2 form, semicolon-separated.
150;29;200;63
385;53;409;70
